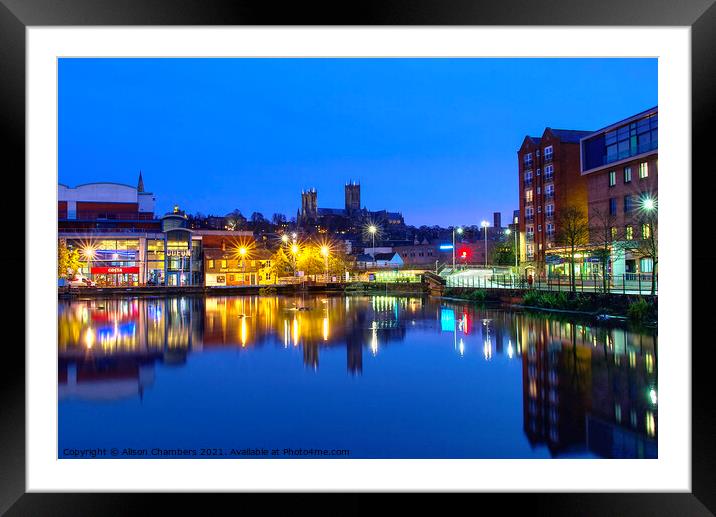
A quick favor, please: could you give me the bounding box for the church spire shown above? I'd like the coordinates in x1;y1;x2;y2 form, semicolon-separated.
137;170;145;193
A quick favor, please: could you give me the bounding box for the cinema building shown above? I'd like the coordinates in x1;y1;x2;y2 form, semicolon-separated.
58;174;252;286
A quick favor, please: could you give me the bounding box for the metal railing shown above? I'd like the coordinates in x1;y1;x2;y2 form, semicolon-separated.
445;272;657;296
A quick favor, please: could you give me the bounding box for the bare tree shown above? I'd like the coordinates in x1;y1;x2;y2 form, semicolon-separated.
589;206;624;293
626;204;658;295
555;204;590;292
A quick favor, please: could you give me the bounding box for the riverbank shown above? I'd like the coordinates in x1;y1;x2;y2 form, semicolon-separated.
58;281;428;299
440;287;657;324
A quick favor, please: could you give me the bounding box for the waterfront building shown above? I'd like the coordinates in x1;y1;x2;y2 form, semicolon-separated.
58;174;255;286
517;128;593;274
579;106;658;277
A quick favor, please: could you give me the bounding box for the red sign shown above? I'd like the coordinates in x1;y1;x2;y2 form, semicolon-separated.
91;266;140;274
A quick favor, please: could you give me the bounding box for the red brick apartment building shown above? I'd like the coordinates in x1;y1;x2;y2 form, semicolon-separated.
517;128;593;272
580;107;658;275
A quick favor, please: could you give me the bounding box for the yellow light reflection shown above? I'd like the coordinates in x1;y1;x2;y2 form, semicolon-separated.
322;317;329;341
84;328;94;349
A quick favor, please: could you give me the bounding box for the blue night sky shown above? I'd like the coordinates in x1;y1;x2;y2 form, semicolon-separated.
59;58;657;226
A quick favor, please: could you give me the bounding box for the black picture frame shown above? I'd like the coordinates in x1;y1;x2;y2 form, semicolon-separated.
3;0;713;513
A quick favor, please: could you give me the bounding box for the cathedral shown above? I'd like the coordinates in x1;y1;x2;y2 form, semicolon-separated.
297;181;404;231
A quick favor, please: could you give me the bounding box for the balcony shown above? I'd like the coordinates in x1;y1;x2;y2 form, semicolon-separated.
544;173;554;182
526;233;535;242
523;161;534;170
525;215;534;223
544;154;553;164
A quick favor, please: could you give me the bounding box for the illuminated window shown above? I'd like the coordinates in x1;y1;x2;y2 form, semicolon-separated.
525;189;533;203
642;223;651;239
221;260;227;268
626;226;634;240
610;227;617;240
609;170;616;187
208;259;215;269
639;161;649;179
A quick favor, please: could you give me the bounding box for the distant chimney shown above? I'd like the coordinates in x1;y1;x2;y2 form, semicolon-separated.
493;212;502;229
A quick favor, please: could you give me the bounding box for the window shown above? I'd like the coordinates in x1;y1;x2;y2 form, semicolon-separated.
610;227;617;240
525;171;532;183
544;146;553;161
208;259;215;269
624;195;635;213
624;166;632;183
626;225;634;240
537;205;542;213
545;185;554;198
536;186;541;195
546;204;554;217
546;223;554;236
525;207;534;219
544;164;554;179
524;153;533;168
538;224;542;232
642;223;651;239
221;260;227;268
525;189;533;203
639;161;649;179
609;198;617;216
609;170;616;187
640;258;654;273
536;168;541;176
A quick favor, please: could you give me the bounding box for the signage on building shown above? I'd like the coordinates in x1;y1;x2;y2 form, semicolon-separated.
545;255;564;265
166;249;192;257
91;266;140;274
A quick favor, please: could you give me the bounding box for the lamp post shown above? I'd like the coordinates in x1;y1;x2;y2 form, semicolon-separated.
82;246;96;282
239;246;247;284
481;221;489;267
505;228;518;270
368;225;377;260
290;243;299;278
452;227;463;270
320;245;330;282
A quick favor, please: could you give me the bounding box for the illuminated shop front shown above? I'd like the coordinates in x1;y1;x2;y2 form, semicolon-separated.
544;249;602;278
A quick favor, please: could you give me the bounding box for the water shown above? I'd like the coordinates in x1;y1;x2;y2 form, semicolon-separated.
58;294;657;459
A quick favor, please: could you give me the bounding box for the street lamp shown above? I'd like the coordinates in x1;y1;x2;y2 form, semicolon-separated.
281;234;289;244
481;221;490;267
238;246;247;284
290;243;299;277
452;227;463;270
82;246;96;280
368;225;377;258
505;228;518;269
320;245;330;281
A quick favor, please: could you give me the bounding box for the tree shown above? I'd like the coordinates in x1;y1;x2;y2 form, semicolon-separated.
225;209;246;231
627;202;658;295
555;204;590;292
250;212;266;223
589;206;624;293
271;213;287;226
268;247;294;278
490;241;515;266
58;241;82;279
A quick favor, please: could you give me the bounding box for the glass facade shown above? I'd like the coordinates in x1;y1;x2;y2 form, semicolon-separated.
582;110;658;171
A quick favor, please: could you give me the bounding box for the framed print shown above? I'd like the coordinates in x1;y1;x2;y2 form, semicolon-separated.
3;0;715;513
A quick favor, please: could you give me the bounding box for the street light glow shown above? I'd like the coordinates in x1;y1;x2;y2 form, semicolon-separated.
641;196;657;211
456;227;463;234
320;245;330;257
505;228;511;235
291;244;299;255
368;225;377;234
481;220;489;228
281;234;289;243
238;247;247;257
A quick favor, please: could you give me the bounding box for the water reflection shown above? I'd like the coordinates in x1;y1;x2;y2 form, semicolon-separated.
58;294;657;458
